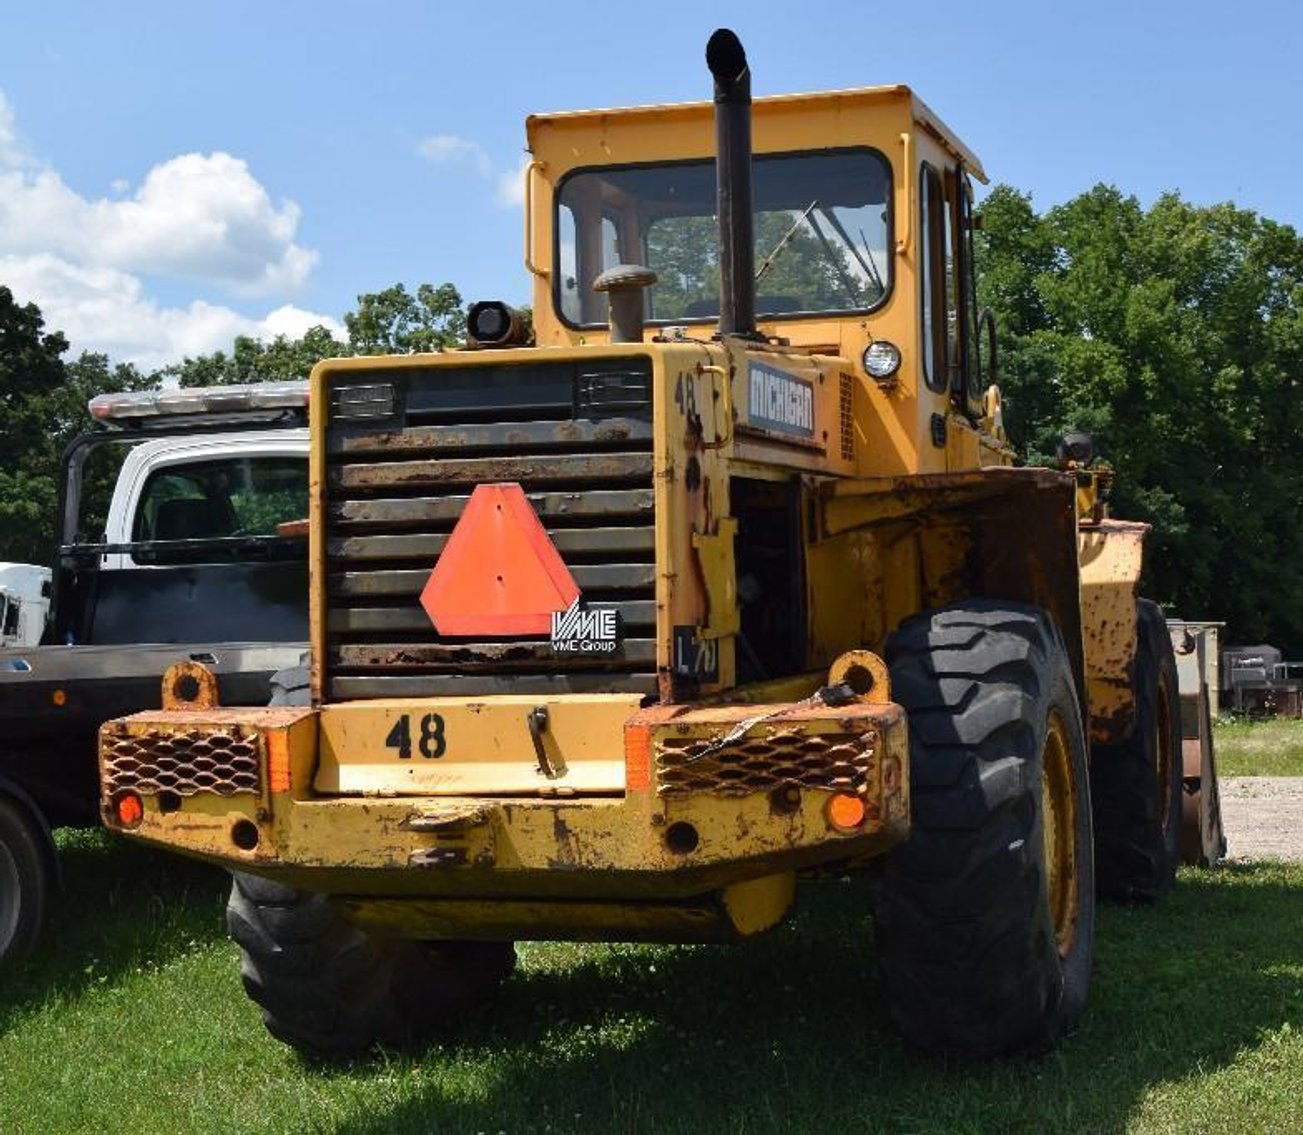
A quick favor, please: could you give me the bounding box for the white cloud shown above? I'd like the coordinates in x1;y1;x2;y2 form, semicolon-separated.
416;133;527;210
0;92;32;170
0;89;336;370
415;133;492;176
496;156;530;208
0;150;317;295
2;253;343;372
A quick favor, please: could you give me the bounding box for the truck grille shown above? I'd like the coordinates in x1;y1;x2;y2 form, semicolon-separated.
323;359;659;700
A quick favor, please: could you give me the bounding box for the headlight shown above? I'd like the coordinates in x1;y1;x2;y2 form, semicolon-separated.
862;340;902;380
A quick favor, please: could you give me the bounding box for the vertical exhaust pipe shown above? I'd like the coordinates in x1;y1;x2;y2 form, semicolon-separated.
706;28;758;339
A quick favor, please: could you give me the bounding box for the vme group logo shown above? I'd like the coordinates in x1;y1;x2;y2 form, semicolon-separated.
551;598;620;654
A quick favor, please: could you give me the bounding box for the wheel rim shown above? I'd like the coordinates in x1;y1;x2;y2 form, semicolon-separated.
1041;709;1079;958
0;842;21;956
1155;671;1175;833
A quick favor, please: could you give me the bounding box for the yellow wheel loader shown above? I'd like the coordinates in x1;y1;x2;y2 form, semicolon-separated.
97;29;1221;1057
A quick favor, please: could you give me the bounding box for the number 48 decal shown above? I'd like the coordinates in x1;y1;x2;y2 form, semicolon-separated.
384;713;447;759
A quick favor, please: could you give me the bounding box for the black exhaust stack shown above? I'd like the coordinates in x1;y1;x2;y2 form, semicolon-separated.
706;29;758;339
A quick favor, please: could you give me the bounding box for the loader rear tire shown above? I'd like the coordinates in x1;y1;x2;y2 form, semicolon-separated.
872;601;1095;1055
227;872;515;1056
1090;599;1182;901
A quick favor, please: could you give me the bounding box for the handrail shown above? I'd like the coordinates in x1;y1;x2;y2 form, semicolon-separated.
523;159;549;278
895;132;913;256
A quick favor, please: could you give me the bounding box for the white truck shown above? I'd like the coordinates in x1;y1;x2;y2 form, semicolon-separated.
0;564;51;648
0;383;309;967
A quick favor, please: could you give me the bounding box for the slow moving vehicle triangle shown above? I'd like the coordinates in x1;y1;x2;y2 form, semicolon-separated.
420;482;579;635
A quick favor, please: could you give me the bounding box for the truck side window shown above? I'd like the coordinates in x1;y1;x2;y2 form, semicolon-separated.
133;459;307;542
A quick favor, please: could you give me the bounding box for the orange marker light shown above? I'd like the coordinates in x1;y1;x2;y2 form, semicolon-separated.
827;793;866;832
115;792;144;828
267;731;291;793
51;689;67;707
624;723;652;792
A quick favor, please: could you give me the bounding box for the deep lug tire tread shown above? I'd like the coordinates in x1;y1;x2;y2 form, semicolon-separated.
871;600;1095;1056
228;873;515;1055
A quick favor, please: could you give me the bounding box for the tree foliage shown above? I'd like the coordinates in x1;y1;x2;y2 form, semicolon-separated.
344;282;465;356
164;282;466;388
0;287;150;562
977;185;1303;649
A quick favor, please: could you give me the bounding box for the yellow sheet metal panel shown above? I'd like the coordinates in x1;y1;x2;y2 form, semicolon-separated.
1078;519;1148;744
315;694;641;795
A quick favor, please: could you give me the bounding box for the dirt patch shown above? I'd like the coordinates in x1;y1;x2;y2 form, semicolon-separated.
1218;776;1303;862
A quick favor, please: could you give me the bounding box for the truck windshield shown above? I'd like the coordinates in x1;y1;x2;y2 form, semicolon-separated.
556;148;891;327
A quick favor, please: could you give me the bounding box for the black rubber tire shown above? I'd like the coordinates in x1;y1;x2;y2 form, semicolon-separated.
871;601;1095;1055
268;662;310;707
228;871;516;1056
1090;599;1183;901
0;796;51;967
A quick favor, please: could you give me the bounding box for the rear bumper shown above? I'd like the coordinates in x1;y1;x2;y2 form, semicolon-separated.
99;693;909;938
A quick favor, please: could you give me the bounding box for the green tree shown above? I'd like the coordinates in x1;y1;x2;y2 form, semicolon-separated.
0;287;149;561
167;324;350;388
977;185;1303;650
345;282;465;354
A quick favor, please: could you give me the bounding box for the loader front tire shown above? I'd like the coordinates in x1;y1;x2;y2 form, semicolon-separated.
872;601;1095;1055
1090;599;1183;901
227;872;515;1056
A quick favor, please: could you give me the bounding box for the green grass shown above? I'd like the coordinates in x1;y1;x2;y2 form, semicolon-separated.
1;833;1302;1133
1213;717;1303;777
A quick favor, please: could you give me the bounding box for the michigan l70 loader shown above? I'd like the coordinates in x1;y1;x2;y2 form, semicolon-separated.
97;29;1222;1056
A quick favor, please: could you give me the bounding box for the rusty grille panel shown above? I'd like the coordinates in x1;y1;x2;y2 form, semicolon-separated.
655;727;877;798
102;727;261;797
324;359;658;700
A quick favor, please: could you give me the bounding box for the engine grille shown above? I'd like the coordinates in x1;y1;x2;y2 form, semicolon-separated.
323;359;659;700
101;727;262;797
654;727;877;798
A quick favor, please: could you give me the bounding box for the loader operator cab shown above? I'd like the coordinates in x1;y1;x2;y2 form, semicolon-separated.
527;83;999;476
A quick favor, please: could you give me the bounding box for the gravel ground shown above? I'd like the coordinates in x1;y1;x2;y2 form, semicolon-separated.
1218;776;1303;862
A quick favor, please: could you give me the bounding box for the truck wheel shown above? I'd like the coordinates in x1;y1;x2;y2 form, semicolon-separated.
227;872;515;1055
1090;599;1183;901
0;797;51;966
871;601;1095;1055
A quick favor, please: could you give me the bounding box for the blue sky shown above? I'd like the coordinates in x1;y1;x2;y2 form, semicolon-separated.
0;0;1297;369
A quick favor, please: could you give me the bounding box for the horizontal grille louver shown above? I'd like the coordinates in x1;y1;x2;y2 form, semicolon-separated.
323;361;659;700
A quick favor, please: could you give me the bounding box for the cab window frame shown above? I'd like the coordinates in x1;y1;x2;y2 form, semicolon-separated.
552;146;895;331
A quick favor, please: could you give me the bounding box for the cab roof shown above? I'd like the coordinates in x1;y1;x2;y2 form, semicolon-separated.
527;85;987;183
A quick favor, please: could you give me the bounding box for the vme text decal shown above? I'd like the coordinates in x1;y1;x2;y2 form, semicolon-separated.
551;598;621;654
747;361;815;438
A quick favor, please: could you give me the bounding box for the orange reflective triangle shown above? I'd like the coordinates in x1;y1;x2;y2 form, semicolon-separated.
420;482;579;636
